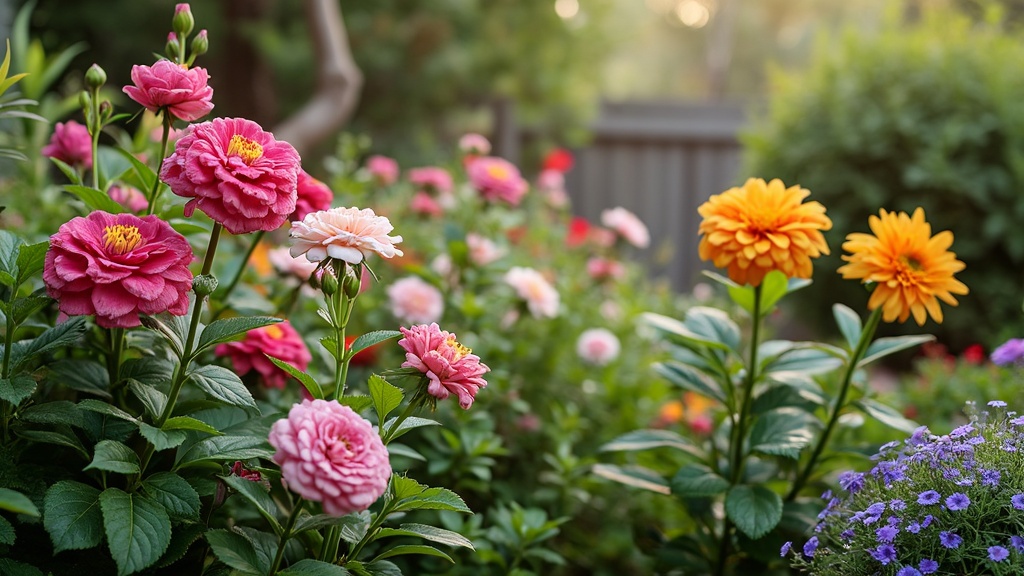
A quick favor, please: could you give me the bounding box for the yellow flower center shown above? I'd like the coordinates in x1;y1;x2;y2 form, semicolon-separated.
445;335;471;360
103;225;143;255
227;134;263;165
264;325;284;339
486;165;510;180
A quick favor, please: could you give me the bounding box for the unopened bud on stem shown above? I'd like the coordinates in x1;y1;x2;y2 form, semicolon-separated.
190;29;209;57
84;63;106;90
172;3;194;38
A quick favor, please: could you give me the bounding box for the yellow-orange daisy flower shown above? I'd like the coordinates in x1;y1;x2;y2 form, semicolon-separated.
697;178;832;286
837;207;968;325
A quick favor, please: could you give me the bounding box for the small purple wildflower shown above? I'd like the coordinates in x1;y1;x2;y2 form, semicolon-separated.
869;544;897;565
1011;416;1024;427
939;531;962;549
947;492;971;511
780;541;792;557
919;559;938;574
802;536;819;558
890;499;906;511
1011;535;1024;552
907;522;921;534
988;400;1007;408
988;546;1009;562
950;424;974;438
990;338;1024;366
918;490;941;505
921;514;934;528
981;469;1001;487
876;526;898;543
896;568;922;576
839;471;865;493
1012;494;1024;510
840;529;855;542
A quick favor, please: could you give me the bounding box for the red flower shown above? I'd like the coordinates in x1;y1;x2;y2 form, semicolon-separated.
566;216;591;247
542;148;574;173
962;344;985;365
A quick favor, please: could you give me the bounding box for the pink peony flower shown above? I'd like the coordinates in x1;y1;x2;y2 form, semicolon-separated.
466;233;503;266
108;185;149;213
123;59;214;122
504;266;559;318
43;211;193;328
587;257;625;281
366;155;399;185
408;167;454;194
161;117;301;234
387;276;444;325
215;321;311;389
458;133;491;155
398;323;490;409
289;206;403;265
601;207;650;248
292;170;334;221
576;328;621;366
410;191;443;217
467;156;529;206
269;399;391;516
41;121;93;169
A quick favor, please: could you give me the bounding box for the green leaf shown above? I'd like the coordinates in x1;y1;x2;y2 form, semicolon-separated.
339;511;372;544
833;304;862;350
349;330;401;355
220;475;281;534
590;463;670;495
642;312;731;352
758;270;790;313
670;464;730;498
394;486;471;513
267;356;323;400
293;513;360;534
14;240;47;287
338;394;372;413
0;487;39;516
762;345;843;375
0;558;45;576
748;408;818;459
64;184;125;213
195;316;281;354
78;399;137;422
369;374;403;425
163;416;222;436
599;429;702;458
205;529;264;575
156;524;206;569
138;422;187;451
0;375;36;405
140;313;188;357
20;400;85;428
10;293;50;324
86;440;141;474
0;230;21;281
16;428;89;459
858;335;934;367
391;475;427;500
383;416;440;442
9;316;87;373
187;365;259;414
0;515;13;545
141;472;201;522
652;361;726;403
47;359;111;399
372;544;453;563
855;398;920;434
99;489;172;576
725;485;783;539
128;380;167;420
114;147;156;191
752;385;820;414
43;481;103;552
375;523;474;550
175;435;272;469
278;559;352;576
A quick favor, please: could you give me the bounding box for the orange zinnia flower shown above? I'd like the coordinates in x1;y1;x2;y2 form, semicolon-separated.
697;178;832;286
837;208;968;325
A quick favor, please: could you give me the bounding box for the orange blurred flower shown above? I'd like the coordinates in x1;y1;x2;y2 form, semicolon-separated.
838;208;968;325
697;178;832;286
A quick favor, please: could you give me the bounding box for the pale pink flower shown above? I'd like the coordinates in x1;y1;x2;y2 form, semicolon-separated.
123;59;214;122
458;133;491;155
108;185;149;213
216;321;312;389
410;191;443;217
505;266;559;318
601;207;650;248
467;156;529;206
289;207;403;265
292;170;334;221
537;169;564;192
431;254;453;278
161;117;301;234
576;328;621;366
268;246;318;280
691;282;714;303
600;300;623;322
269;399;391;516
42;121;92;169
149;125;185;145
591;227;617;248
387;276;444;325
408;167;453;194
398;323;489;409
43;211;193;328
366;155;399;185
587;257;625;281
466;233;503;266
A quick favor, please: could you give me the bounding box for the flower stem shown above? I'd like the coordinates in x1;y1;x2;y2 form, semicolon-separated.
729;285;763;484
146;113;172;216
216;230;265;308
269;498;305;575
89;92;101;191
107;327;125;386
786;306;883;501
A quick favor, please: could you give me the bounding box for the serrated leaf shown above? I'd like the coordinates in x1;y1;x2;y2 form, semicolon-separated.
156;524;206;569
278;559;352;575
43;481;102;552
64;184;125;213
376;523;474;549
86;440;141;474
340;510;372;544
725;485;782;539
195;316;281;355
142;473;201;522
0;514;13;545
391;475;426;500
10;293;50;324
652;361;726;403
858;335;934;367
205;529;264;575
163;415;222;435
0;375;36;405
0;487;39;516
748;408;818;459
591;464;670;495
188;365;259;414
47;359;112;398
369;374;403;425
339;394;372;413
670;464;730;497
15;428;89;459
856;398;920;434
373;544;453;563
349;330;401;355
0;229;20;281
833;304;862;350
78;399;137;422
220;475;281;534
20;400;85;428
99;489;172;576
128;380;167;420
0;558;45;576
175;435;272;469
394;486;471;513
14;241;46;287
599;429;702;458
267;356;323;400
9;316;87;373
138;422;187;451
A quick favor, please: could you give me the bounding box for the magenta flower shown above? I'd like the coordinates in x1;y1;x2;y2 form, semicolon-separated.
398;323;490;409
991;338;1024;366
41;121;93;169
409;191;443;217
366;155;399;185
292;170;333;221
215;321;311;389
123;60;214;122
269;399;391;516
467;156;528;206
458;133;491;155
161;117;300;234
408;167;453;194
43;211;193;328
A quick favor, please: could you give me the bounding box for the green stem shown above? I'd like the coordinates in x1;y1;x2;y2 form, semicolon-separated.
218;230;264;304
146;113;172;216
382;397;420;444
729;285;763;484
107;327;125;387
269;498;305;575
1;290;15;380
786;307;883;501
89;90;101;191
345;506;391;562
320;526;340;562
327;279;354;401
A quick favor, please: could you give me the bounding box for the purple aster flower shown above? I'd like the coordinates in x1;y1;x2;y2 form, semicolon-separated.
988;545;1009;562
907;426;931;447
946;493;970;511
919;559;938;574
950;424;974;438
1011;535;1024;552
780;541;792;557
991;338;1024;366
839;471;865;493
921;514;934;528
890;499;906;511
907;522;921;534
821;489;833;500
942;467;961;479
803;536;819;558
870;544;897;565
988;400;1007;408
897;568;922;576
940;531;962;549
1011;416;1024;427
918;490;941;505
981;469;1001;487
877;526;898;543
1012;494;1024;510
840;529;855;542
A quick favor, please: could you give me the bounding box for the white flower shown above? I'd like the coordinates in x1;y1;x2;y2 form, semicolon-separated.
601;206;650;248
576;328;620;366
505;266;559;318
289;207;403;264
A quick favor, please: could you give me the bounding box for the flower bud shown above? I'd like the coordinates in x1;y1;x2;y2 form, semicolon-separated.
320;268;339;296
172;3;194;38
192;273;218;296
165;32;181;60
84;64;106;90
78;90;92;112
343;266;362;299
190;29;209;57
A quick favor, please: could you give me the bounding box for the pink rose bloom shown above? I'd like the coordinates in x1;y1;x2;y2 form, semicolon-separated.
289;206;403;265
215;321;311;389
466;233;503;266
467;156;529;206
410;191;443;217
576;328;621;366
43;211;193;328
504;266;559;318
269;399;391;516
398;323;490;409
458;133;491;155
366;155;399;185
161;117;301;235
108;185;149;213
587;257;625;281
41;121;93;169
292;170;334;221
268;246;318;280
123;59;214;122
601;207;650;248
408;167;453;194
387;276;444;325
